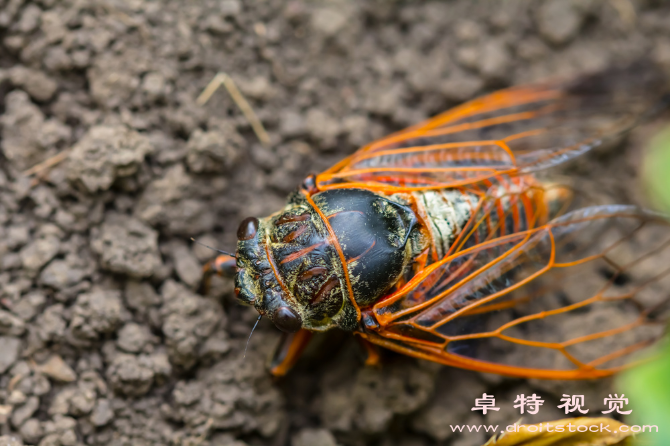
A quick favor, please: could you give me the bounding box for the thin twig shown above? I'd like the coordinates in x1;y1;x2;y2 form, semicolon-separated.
196;72;271;147
99;1;150;42
22;149;72;177
7;373;24;393
193;418;214;444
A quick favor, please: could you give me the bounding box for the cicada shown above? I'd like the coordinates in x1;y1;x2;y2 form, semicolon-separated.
206;62;670;379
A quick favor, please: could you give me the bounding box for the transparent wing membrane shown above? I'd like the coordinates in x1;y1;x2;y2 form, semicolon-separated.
363;206;670;379
318;62;667;193
339;62;670;379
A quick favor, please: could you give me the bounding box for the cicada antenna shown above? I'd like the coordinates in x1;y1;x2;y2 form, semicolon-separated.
244;314;262;359
190;237;236;258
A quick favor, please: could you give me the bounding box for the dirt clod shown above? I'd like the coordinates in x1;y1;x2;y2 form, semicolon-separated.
134;164;215;236
67;125;154;193
168;241;203;290
34;304;67;344
535;0;589;45
116;322;154;354
34;355;77;383
68;289;124;342
0;336;21;374
0;91;70;172
292;428;340;446
19;225;62;276
160;280;225;370
0;311;25;337
186;127;243;174
0;436;23;446
106;351;170;397
11;396;39;429
89;399;113;427
91;214;162;279
8;66;58;102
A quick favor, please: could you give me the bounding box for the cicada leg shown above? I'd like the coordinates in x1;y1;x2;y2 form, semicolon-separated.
201;254;236;294
357;337;382;367
269;329;314;377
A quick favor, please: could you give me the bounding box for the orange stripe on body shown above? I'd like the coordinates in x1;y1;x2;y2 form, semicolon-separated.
283;225;309;242
279;241;326;265
347;240;376;264
265;241;295;304
303;191;362;322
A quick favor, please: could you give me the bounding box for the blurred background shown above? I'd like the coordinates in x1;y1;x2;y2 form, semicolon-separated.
0;1;669;445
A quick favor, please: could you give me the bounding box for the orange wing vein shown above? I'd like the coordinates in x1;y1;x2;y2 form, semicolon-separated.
317;62;667;193
358;205;670;379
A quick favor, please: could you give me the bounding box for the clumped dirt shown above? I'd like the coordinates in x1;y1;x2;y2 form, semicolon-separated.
1;1;669;445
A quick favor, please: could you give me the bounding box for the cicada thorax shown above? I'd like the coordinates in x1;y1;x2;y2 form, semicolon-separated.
235;188;419;332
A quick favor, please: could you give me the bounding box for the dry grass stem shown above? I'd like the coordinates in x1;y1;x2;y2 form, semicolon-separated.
22;149;72;177
196;72;271;147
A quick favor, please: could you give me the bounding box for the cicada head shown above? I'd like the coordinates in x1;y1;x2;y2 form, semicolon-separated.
234;216;297;333
234;195;349;333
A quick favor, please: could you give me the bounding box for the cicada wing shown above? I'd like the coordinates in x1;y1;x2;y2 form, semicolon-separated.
363;206;670;379
317;62;668;193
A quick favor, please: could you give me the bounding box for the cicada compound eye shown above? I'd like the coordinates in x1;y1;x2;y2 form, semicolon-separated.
237;217;259;241
272;306;302;333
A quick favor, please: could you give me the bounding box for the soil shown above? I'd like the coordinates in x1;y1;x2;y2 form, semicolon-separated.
1;1;670;446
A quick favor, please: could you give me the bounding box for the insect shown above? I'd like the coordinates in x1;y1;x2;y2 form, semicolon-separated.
205;61;670;379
